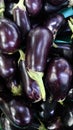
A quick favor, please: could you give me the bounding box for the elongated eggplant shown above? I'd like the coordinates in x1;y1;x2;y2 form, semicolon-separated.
44;0;69;14
13;0;31;40
47;0;68;6
25;27;53;72
19;60;41;102
0;96;32;129
44;13;65;39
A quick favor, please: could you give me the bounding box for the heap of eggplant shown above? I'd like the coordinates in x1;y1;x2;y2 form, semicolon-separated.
0;0;73;130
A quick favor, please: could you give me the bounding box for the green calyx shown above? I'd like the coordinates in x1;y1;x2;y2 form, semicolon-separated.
11;85;22;96
27;69;46;102
68;17;73;39
0;0;5;18
18;49;25;64
13;0;26;12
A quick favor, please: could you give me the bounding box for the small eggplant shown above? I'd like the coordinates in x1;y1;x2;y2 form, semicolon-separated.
19;60;41;102
0;96;32;129
25;27;53;72
12;0;31;40
0;53;17;79
44;13;65;39
25;0;43;16
43;0;69;14
0;18;21;54
49;44;73;63
47;0;68;6
44;57;72;101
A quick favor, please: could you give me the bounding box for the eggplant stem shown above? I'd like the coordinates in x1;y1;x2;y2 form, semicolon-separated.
18;49;25;64
27;69;46;102
13;0;26;11
0;0;5;18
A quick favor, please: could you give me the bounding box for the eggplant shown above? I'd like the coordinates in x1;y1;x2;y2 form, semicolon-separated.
0;53;17;79
44;0;69;14
25;0;43;16
44;13;65;39
49;44;73;63
19;27;53;102
44;57;72;101
25;27;53;72
12;0;31;40
47;0;68;6
19;60;41;102
0;96;32;129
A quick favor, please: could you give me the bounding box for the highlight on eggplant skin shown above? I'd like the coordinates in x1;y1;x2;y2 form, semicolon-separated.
25;27;53;72
25;0;43;16
44;13;65;38
12;0;31;39
0;18;21;54
0;96;32;128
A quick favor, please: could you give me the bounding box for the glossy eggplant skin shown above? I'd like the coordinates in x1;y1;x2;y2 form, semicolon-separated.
13;6;31;39
44;14;65;38
19;60;41;102
0;18;21;54
44;0;68;14
49;44;73;63
0;96;32;128
61;101;73;129
47;0;68;6
25;0;43;16
0;53;17;79
25;27;53;72
45;58;72;101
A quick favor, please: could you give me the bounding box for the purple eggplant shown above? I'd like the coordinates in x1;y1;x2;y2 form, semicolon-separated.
0;96;32;128
44;13;65;39
19;60;41;102
0;18;21;54
25;0;43;16
47;0;68;6
44;0;69;14
45;57;72;101
25;27;53;72
0;53;17;79
12;0;31;39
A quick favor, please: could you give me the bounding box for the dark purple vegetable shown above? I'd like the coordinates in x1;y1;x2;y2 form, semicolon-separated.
47;0;68;6
46;116;64;130
0;18;21;54
13;0;31;40
44;13;65;38
0;53;17;79
45;57;72;101
49;44;73;63
61;101;73;129
19;60;41;102
25;0;43;16
25;27;53;72
0;96;32;128
44;0;69;14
